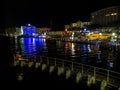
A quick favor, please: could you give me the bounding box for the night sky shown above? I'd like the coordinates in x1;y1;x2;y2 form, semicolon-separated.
2;0;120;30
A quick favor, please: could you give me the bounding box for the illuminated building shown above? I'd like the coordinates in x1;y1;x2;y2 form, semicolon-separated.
37;27;51;34
65;21;91;31
22;24;36;36
91;6;120;26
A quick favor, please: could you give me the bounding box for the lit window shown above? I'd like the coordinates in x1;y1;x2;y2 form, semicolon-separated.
111;13;117;16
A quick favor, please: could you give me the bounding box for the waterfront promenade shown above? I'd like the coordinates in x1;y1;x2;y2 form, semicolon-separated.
13;54;120;90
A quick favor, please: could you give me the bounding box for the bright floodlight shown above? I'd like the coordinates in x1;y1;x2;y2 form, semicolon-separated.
112;33;115;36
28;24;31;26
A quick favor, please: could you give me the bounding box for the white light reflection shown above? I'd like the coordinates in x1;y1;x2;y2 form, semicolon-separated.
97;51;101;63
33;38;35;45
108;60;114;68
43;38;46;42
107;53;114;68
71;43;75;55
87;44;91;52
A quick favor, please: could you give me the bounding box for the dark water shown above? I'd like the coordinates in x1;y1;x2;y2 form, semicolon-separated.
0;36;118;89
4;65;100;90
12;37;120;72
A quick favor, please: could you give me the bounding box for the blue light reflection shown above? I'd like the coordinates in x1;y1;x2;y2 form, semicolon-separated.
20;37;45;54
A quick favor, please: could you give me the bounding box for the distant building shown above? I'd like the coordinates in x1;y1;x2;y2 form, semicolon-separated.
81;22;91;28
37;27;51;34
5;27;16;35
91;6;120;26
5;24;51;36
22;24;36;36
65;20;91;31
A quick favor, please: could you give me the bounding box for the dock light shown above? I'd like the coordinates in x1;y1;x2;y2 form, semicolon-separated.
112;33;115;36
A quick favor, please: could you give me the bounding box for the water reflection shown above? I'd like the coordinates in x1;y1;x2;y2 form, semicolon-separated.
97;50;101;63
16;38;99;62
81;44;87;63
13;38;120;72
17;72;23;81
18;37;45;54
87;44;92;52
71;43;75;55
108;60;114;68
64;42;69;58
107;53;115;69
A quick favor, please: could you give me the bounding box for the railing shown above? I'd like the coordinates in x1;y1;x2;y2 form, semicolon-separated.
13;54;120;89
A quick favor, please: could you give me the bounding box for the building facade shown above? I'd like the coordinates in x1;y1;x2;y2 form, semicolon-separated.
65;20;91;31
91;6;120;27
22;24;36;36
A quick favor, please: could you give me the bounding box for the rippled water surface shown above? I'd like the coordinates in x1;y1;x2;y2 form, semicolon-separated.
11;37;120;72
